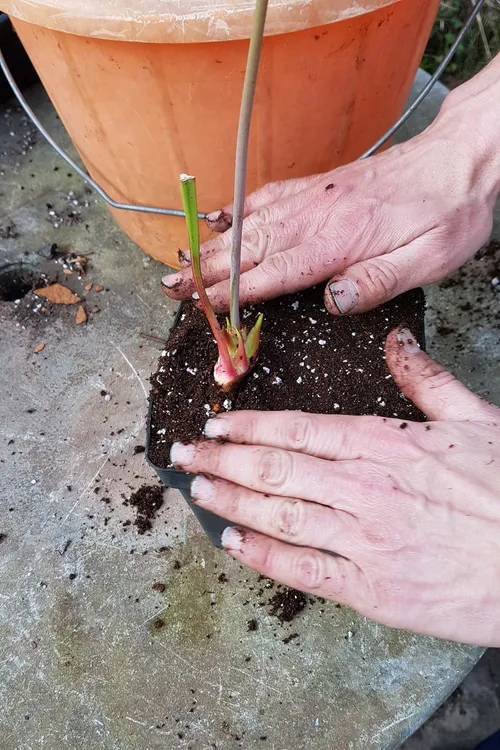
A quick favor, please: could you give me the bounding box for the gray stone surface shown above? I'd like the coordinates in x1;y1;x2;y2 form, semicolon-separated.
0;70;497;750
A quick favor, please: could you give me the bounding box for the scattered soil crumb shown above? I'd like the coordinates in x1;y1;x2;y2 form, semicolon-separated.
268;587;307;623
152;582;166;593
152;618;165;629
247;618;258;632
33;343;45;353
133;445;146;454
282;632;299;644
124;485;164;534
34;283;80;305
218;573;228;583
173;560;182;570
0;219;18;239
0;533;7;543
75;305;87;325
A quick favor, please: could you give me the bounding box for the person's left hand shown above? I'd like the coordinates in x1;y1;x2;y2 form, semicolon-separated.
170;327;500;646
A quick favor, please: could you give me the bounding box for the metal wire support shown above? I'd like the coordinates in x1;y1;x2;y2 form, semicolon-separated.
361;0;487;158
0;0;487;215
0;46;206;220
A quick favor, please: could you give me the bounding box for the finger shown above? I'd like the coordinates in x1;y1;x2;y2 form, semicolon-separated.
220;526;366;608
162;218;310;300
205;174;323;231
324;231;444;316
206;235;347;312
385;326;495;421
191;476;357;555
171;440;364;510
203;410;388;461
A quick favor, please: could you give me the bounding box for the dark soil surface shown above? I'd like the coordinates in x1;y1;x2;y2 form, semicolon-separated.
268;587;307;624
124;485;164;535
149;285;426;468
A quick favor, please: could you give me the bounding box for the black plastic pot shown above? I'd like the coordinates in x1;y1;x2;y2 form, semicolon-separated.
146;422;228;547
146;291;426;548
145;304;230;548
0;14;39;104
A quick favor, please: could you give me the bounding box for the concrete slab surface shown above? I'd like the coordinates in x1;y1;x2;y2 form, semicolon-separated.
0;69;498;750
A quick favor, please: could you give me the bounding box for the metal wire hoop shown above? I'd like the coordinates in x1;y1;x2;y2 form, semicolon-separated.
0;0;486;219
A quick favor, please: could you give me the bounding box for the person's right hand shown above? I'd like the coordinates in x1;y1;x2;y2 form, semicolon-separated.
162;61;500;316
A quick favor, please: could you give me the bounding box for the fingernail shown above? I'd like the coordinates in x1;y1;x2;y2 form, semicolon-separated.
207;210;223;223
192;289;212;300
162;273;182;289
170;442;195;466
178;249;190;266
204;418;229;439
221;526;245;552
191;476;215;506
328;279;359;314
396;328;420;355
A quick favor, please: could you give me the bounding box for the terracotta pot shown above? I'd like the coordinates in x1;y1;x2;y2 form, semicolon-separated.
4;0;440;266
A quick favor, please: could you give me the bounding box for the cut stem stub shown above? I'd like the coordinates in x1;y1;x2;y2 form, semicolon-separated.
180;174;263;391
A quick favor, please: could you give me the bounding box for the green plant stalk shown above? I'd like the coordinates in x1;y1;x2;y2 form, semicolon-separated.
180;174;235;377
229;0;269;330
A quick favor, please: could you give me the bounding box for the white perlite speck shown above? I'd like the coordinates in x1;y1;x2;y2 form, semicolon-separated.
186;367;197;376
318;339;326;346
291;301;299;310
296;376;302;384
272;376;282;385
223;399;232;411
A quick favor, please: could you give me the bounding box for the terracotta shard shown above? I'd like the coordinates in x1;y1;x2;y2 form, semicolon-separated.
34;283;81;305
75;305;87;325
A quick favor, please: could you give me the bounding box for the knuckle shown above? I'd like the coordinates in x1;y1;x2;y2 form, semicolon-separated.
294;551;326;591
265;179;286;201
256;448;291;489
359;258;399;300
282;415;316;451
254;536;276;576
253;204;275;228
263;252;295;284
271;499;303;539
358;518;396;551
243;228;267;264
422;366;456;392
224;486;242;518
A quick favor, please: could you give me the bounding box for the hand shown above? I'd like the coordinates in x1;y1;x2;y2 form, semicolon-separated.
162;72;500;316
170;329;500;646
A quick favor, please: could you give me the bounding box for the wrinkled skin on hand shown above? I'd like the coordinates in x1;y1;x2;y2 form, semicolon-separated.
171;329;500;647
162;93;498;316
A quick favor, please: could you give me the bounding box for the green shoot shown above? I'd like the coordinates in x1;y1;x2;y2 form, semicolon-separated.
180;174;263;391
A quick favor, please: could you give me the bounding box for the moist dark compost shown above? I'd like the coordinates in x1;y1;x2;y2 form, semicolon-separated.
268;587;308;624
149;285;425;468
125;485;164;534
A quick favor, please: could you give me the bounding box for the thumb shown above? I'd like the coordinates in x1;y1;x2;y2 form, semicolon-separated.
324;251;417;316
385;327;494;422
